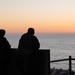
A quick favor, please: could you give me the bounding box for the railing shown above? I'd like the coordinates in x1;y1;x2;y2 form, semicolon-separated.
50;56;75;75
10;49;75;75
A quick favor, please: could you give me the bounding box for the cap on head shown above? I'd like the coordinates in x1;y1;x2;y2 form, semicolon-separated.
28;28;35;34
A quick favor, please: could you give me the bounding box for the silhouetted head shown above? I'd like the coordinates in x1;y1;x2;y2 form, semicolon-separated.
27;28;35;35
0;29;5;37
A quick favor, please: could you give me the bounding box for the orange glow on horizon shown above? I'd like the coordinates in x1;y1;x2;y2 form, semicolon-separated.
1;22;75;34
0;13;75;34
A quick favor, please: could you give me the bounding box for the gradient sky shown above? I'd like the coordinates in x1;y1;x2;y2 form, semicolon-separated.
0;0;75;33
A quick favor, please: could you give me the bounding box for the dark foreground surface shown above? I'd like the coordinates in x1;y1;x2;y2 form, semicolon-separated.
3;49;50;75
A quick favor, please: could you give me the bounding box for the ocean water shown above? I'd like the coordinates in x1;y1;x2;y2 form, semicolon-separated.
5;33;75;70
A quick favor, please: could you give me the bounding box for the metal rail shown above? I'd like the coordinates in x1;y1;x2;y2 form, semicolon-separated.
50;56;75;75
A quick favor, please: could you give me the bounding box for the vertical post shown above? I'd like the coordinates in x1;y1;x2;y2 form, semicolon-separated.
49;50;50;75
69;56;72;75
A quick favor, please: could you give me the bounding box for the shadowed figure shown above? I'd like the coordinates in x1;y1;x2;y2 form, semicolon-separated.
0;29;11;74
18;27;40;52
16;28;40;75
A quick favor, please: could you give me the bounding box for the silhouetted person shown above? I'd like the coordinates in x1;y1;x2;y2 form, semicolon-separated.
16;28;40;75
0;29;11;74
18;27;40;53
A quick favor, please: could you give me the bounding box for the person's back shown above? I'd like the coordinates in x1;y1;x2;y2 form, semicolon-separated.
0;29;11;54
0;29;11;74
18;28;40;54
0;36;10;50
16;28;40;75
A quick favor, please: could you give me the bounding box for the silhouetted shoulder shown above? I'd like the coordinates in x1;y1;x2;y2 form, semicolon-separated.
0;37;10;49
32;35;40;50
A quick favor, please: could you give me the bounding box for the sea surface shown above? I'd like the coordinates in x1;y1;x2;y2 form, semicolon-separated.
5;33;75;71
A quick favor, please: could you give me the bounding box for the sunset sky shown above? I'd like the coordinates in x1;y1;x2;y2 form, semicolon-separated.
0;0;75;33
